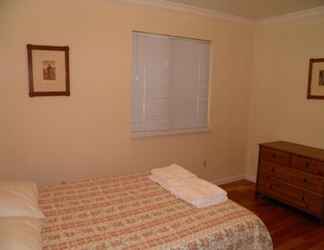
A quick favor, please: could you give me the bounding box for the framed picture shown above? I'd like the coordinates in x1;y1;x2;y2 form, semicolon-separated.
27;44;70;97
307;58;324;99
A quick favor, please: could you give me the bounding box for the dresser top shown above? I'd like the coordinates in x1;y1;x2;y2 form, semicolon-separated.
260;141;324;162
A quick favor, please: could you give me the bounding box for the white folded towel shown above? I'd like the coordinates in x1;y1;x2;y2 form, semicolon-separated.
150;164;196;182
149;164;228;208
167;177;228;208
149;174;189;189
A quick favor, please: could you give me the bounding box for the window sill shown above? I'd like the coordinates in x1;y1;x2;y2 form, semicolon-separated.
131;128;210;139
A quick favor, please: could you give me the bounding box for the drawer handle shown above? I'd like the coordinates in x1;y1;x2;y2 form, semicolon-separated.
304;178;307;183
271;167;275;173
302;196;305;201
305;162;310;168
272;153;277;159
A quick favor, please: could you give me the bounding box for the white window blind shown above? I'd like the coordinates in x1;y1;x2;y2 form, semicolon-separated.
132;32;210;136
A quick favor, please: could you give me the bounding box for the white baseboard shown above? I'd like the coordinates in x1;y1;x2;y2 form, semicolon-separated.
212;175;245;185
245;175;257;183
212;175;257;185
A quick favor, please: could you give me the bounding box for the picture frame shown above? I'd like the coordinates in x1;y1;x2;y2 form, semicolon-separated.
307;58;324;99
27;44;70;97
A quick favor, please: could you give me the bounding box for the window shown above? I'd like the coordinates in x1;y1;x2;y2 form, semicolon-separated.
132;32;210;137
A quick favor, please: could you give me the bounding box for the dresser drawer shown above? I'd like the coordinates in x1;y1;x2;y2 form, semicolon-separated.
268;180;306;209
292;155;316;173
303;192;324;217
258;178;324;217
291;155;324;177
302;174;324;194
260;147;290;166
259;162;287;183
261;161;324;194
270;180;304;202
257;172;303;204
259;161;304;188
309;160;324;177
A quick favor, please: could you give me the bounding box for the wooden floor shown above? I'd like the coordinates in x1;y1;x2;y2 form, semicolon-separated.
220;180;324;250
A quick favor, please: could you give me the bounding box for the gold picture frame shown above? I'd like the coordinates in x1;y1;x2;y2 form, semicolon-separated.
307;58;324;99
27;44;70;97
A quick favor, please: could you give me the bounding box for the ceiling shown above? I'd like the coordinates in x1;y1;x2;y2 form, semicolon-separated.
166;0;324;19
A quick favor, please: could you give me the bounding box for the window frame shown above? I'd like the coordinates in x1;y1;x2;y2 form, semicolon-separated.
131;31;212;138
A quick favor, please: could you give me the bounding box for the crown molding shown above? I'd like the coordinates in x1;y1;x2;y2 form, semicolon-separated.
260;5;324;24
114;0;253;24
113;0;324;25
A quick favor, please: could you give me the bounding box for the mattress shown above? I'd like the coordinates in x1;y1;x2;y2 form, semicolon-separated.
39;173;273;250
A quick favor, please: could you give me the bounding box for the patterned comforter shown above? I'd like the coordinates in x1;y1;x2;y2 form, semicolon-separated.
39;174;273;250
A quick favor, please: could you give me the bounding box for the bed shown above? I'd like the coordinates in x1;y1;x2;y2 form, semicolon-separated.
39;173;273;250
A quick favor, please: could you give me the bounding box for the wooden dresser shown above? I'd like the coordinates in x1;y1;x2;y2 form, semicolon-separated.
256;141;324;222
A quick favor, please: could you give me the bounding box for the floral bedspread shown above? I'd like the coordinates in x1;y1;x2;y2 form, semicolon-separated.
39;174;273;250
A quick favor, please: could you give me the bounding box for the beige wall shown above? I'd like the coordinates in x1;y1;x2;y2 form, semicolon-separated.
246;15;324;178
0;0;254;184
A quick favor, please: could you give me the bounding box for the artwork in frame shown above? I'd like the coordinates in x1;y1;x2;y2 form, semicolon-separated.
307;58;324;99
27;44;70;97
